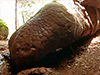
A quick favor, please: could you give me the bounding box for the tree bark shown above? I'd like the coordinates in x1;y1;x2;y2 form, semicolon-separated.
15;0;17;30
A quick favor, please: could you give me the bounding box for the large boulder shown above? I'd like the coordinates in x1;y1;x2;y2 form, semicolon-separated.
9;1;100;73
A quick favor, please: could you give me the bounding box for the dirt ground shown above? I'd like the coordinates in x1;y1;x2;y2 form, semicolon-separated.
55;33;100;75
0;31;100;75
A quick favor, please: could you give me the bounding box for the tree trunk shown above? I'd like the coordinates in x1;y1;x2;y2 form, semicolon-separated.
21;11;25;24
15;0;17;30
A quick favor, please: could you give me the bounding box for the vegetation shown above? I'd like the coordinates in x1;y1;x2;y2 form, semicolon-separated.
0;19;7;30
18;0;57;23
0;19;8;40
18;1;36;23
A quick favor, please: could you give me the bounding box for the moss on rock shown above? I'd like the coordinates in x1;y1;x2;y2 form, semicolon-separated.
0;19;9;40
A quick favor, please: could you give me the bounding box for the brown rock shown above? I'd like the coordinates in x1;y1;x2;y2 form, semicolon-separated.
9;1;100;73
17;67;61;75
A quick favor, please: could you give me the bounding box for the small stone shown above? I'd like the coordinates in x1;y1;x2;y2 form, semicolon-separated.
75;64;78;66
31;48;36;51
67;65;71;68
85;65;88;68
46;68;53;72
39;67;47;73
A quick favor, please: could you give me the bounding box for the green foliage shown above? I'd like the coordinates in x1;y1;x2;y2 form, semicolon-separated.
53;0;57;2
19;1;36;22
31;1;35;4
0;19;7;26
42;1;44;4
20;1;35;8
0;19;8;30
0;35;4;39
18;0;45;22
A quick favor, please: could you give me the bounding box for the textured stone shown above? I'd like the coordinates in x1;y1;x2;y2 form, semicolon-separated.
17;67;61;75
9;1;100;73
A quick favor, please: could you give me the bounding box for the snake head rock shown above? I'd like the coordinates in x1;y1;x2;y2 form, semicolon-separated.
9;1;100;73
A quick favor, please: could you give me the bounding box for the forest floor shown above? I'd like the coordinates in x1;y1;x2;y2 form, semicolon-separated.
54;32;100;75
0;31;100;75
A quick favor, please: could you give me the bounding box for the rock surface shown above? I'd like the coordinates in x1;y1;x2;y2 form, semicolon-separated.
17;67;61;75
75;0;100;8
9;1;100;73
